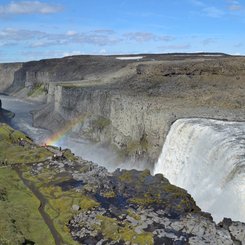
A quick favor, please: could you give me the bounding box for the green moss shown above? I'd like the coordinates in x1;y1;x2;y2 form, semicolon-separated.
0;124;52;164
78;195;100;210
0;123;30;143
43;188;99;245
102;191;116;198
0;167;55;245
129;196;159;206
62;149;77;161
118;171;133;182
92;116;111;131
126;209;141;221
23;168;100;245
28;83;47;97
60;83;84;88
96;215;153;245
118;169;150;184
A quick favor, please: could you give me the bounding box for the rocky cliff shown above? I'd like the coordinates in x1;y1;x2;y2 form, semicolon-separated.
1;54;245;166
0;63;23;92
0;99;15;123
1;123;244;244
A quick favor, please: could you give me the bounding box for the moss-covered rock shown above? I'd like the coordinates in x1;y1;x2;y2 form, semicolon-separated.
0;123;52;164
115;169;200;214
27;83;48;97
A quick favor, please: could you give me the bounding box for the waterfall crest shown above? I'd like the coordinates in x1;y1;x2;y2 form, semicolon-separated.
154;118;245;222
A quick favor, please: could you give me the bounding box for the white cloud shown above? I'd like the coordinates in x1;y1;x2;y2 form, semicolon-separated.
63;51;82;57
228;4;242;11
0;28;121;47
191;0;242;17
0;27;177;52
203;7;225;18
66;30;77;36
124;32;174;42
0;1;62;15
0;28;46;41
99;49;107;54
30;39;66;48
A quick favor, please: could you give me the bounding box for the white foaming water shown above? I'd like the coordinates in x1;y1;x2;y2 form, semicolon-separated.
154;118;245;223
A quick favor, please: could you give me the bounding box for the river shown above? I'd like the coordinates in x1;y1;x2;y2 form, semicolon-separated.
0;95;147;172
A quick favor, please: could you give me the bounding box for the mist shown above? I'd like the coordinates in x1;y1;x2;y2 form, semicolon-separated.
0;95;150;173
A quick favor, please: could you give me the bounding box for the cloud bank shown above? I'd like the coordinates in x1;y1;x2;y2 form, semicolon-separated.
0;1;62;15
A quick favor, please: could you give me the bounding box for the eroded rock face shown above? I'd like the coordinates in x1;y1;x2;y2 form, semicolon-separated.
29;55;245;165
2;54;245;164
0;99;15;122
0;63;23;92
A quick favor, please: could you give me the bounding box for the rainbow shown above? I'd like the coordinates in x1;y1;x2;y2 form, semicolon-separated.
44;115;84;146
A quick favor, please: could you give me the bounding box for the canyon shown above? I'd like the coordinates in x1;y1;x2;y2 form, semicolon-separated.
2;53;245;166
1;53;245;244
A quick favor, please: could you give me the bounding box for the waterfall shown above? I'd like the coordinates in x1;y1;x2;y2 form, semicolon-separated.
154;118;245;222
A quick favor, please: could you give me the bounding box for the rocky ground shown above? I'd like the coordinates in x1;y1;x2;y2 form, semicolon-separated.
0;122;244;244
17;145;245;245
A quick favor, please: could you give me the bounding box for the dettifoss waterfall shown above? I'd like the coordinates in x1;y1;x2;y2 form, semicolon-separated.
154;118;245;223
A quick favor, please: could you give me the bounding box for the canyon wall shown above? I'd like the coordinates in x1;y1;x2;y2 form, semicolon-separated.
1;54;245;166
0;63;23;92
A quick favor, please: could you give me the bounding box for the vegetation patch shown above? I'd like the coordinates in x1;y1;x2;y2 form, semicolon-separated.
0;123;52;164
92;116;111;131
22;165;100;245
0;167;54;245
95;215;153;245
121;133;149;157
27;83;47;97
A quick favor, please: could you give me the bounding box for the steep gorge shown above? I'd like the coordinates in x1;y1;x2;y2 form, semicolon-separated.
1;54;245;166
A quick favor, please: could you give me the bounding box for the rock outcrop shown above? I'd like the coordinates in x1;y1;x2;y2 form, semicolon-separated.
0;99;15;123
18;145;245;245
0;63;22;92
0;101;245;244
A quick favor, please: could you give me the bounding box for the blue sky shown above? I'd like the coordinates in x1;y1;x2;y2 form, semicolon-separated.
0;0;244;62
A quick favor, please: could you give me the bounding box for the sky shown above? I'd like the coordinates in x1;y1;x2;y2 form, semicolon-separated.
0;0;244;62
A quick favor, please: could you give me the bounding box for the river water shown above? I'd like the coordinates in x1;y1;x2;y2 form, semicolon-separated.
0;95;147;172
3;95;244;222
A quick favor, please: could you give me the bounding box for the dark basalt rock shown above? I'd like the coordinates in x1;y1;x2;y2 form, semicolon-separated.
0;99;15;123
56;179;84;191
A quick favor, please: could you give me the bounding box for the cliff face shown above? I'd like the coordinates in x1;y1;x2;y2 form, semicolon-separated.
0;99;15;122
0;63;23;92
1;54;245;165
